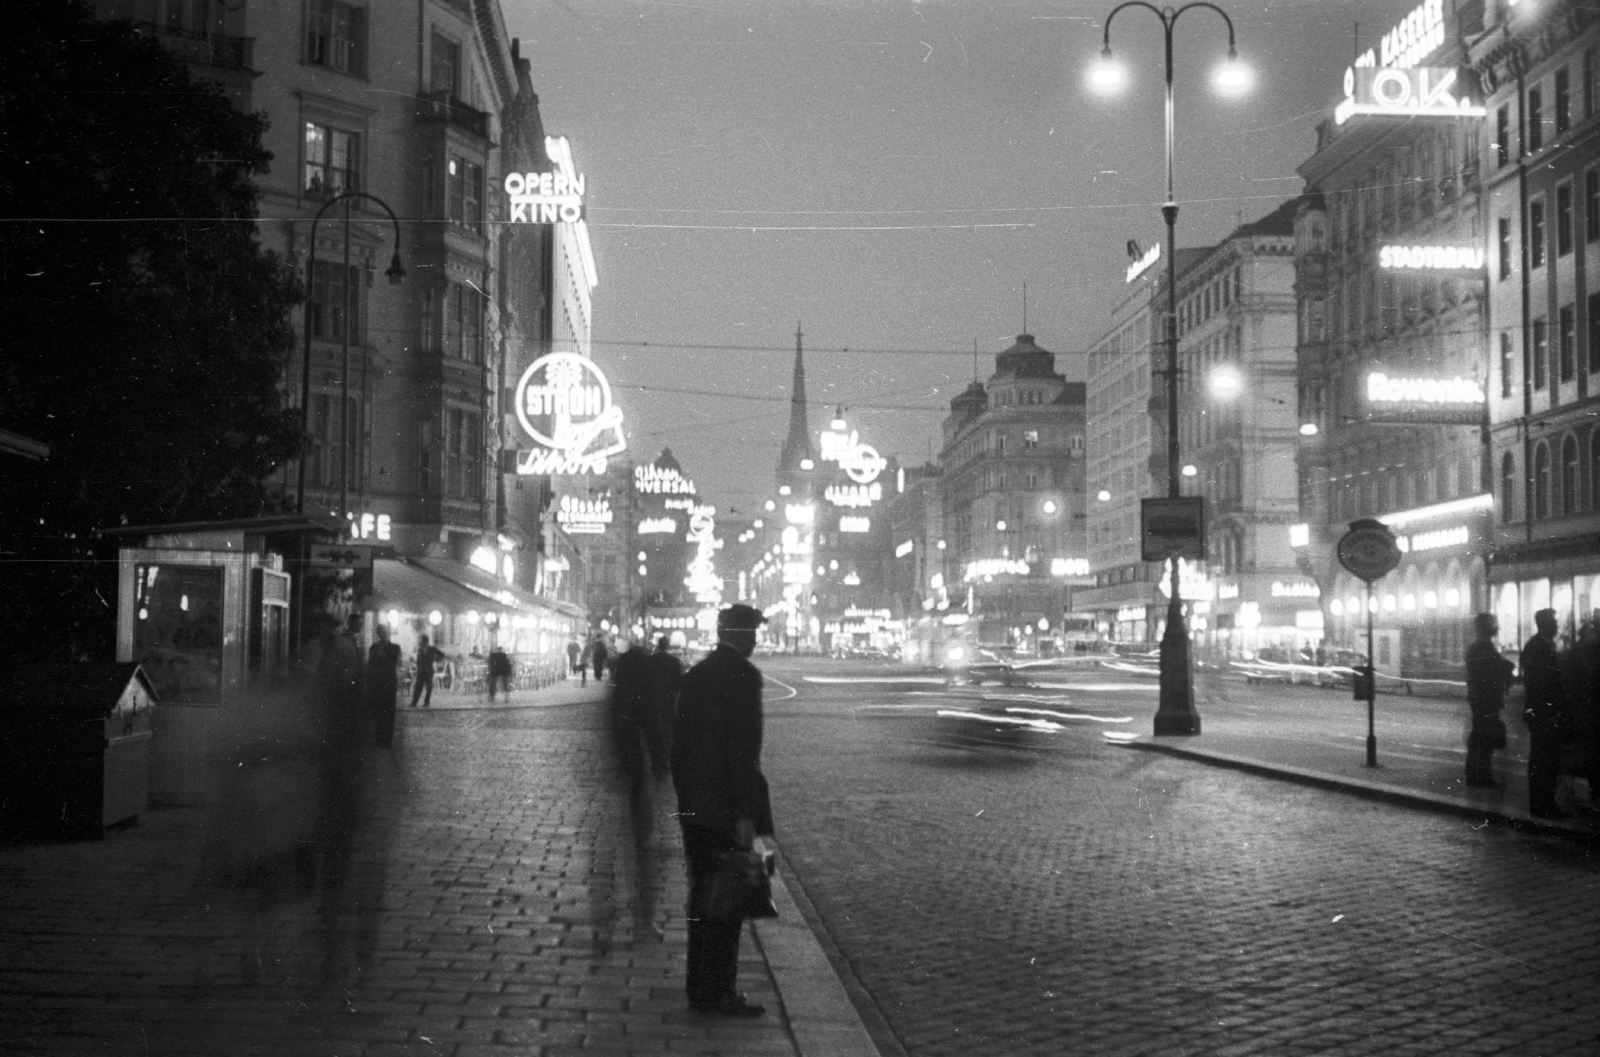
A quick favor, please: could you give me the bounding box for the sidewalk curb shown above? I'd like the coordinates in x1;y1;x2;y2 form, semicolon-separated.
1118;739;1600;841
753;855;886;1057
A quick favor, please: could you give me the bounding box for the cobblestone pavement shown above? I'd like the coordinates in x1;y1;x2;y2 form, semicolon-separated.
759;659;1600;1057
0;684;809;1056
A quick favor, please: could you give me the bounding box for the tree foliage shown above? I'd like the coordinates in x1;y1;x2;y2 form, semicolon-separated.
0;2;302;662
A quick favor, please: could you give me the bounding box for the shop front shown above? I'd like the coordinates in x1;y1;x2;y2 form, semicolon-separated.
1205;572;1326;661
1488;542;1600;654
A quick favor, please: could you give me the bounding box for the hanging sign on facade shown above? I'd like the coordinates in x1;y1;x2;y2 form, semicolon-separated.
825;482;883;508
512;352;626;475
505;136;587;224
1378;245;1485;270
555;494;613;534
1335;66;1484;125
1141;497;1206;562
1364;371;1485;425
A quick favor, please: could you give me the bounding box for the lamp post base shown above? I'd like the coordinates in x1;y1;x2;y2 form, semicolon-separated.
1154;601;1200;736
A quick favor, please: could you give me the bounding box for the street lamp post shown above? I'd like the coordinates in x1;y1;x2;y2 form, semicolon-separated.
296;191;407;518
1090;2;1247;736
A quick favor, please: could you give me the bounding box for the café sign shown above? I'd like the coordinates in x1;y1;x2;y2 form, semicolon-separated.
512;352;626;476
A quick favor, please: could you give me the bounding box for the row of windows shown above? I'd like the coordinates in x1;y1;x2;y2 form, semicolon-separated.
1494;50;1599;166
1177;267;1242;336
1501;432;1600;522
1497;172;1600;279
1328;127;1478;250
1497;293;1600;398
418;410;483;501
1323;455;1479;524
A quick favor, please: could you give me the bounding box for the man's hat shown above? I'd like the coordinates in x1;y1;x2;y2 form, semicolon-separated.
717;604;767;631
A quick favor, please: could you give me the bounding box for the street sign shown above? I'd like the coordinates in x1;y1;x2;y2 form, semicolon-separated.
1336;519;1400;582
1140;497;1206;562
307;542;376;572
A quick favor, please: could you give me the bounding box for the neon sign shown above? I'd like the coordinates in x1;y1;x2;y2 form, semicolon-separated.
346;512;391;541
1050;558;1090;577
1270;580;1321;598
895;540;914;558
1335;67;1484;125
1379;245;1485;270
505;136;587;224
1126;243;1160;283
1395;524;1469;553
785;503;814;524
839;516;870;533
555;494;612;534
1366;373;1485;406
638;517;677;535
635;464;696;495
825;482;883;508
683;504;721;604
512;352;626;476
819;429;887;484
964;558;1030;581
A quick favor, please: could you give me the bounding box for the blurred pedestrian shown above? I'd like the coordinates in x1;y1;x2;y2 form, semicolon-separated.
367;623;401;748
591;635;609;684
567;638;582;678
487;644;513;703
1559;621;1600;809
1521;609;1567;818
410;634;441;708
671;604;773;1017
645;635;684;775
1464;613;1513;788
609;643;657;818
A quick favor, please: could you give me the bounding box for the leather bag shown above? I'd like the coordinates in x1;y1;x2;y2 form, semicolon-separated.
699;849;778;923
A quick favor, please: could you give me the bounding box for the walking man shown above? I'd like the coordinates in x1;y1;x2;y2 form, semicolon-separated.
410;634;441;709
487;644;513;703
567;638;582;679
367;623;401;748
591;635;609;684
1464;613;1513;788
645;635;685;775
670;604;773;1017
1521;609;1567;818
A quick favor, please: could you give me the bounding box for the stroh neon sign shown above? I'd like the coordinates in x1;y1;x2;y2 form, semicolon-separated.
512;352;626;475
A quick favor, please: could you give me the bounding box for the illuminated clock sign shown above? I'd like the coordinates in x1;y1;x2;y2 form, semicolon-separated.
505;136;587;224
1379;245;1485;270
1365;371;1485;425
512;352;626;475
1335;67;1484;125
555;494;613;534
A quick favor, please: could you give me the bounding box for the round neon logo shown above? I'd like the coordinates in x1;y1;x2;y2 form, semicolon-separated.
513;353;626;475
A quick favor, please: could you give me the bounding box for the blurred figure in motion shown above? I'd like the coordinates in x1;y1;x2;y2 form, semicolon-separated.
487;644;513;703
367;623;401;748
1464;613;1513;788
609;640;668;941
645;636;684;774
567;638;582;680
591;635;609;684
410;634;441;708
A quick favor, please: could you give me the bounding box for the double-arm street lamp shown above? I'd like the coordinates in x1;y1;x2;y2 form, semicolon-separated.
1089;3;1249;736
295;191;406;519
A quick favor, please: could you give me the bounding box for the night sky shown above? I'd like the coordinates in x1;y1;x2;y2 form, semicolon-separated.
507;0;1429;516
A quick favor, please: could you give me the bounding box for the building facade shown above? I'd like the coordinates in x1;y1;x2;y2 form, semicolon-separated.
1470;0;1600;645
1294;1;1492;675
937;335;1088;652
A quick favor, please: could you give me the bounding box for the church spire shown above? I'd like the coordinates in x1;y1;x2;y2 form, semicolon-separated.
777;321;815;475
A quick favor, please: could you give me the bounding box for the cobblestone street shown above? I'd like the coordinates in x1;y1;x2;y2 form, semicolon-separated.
761;661;1600;1056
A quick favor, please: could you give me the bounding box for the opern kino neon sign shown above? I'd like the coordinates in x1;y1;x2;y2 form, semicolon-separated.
505;136;586;224
1379;245;1485;270
513;352;626;475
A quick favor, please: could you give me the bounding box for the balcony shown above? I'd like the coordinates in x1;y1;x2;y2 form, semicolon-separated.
417;91;490;142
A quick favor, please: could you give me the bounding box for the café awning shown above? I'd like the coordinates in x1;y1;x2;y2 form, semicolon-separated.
370;558;510;617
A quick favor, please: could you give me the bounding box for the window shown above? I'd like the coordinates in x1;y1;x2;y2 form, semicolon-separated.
1498;217;1513;280
430;31;460;97
1528;86;1544;152
309;394;331;487
446;409;482;501
1589;171;1600;243
1593;433;1600;511
1533;319;1548;390
1495;105;1510;167
1023;429;1038;450
1562;435;1580;516
1558;183;1574;256
418;420;434;494
1591;292;1600;372
1556;68;1572;133
1534;442;1552;519
1530;198;1546;269
304;122;358;198
309;394;359;490
447;156;484;233
1500;332;1514;398
1501;452;1517;523
1560;305;1576;383
1588;47;1598;119
445;282;483;364
306;0;366;76
307;260;362;342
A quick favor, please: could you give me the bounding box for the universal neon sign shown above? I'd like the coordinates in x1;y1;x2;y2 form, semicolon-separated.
1379;245;1485;270
513;352;626;476
635;464;696;495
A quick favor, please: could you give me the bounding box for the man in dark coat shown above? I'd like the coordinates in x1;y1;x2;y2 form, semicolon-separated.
670;604;773;1017
591;636;609;684
1521;608;1567;818
1464;613;1514;787
367;623;401;748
